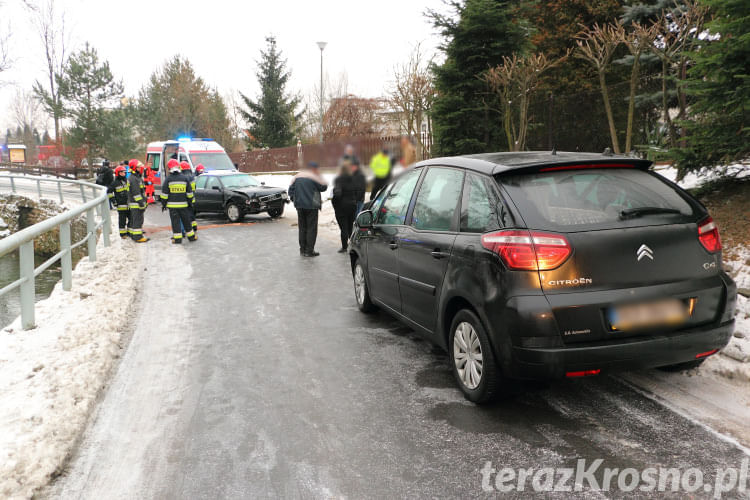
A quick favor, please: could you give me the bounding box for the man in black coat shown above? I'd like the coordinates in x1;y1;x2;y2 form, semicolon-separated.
350;160;367;215
289;162;328;257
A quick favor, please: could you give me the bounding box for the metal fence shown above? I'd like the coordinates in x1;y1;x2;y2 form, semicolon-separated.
229;135;419;173
0;174;111;329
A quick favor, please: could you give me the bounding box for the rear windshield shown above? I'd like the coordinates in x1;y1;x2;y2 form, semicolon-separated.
499;168;695;231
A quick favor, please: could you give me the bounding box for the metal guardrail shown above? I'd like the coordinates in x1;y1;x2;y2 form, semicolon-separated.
0;162;91;179
0;174;111;329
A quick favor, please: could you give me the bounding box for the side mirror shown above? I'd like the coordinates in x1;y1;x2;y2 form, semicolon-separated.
356;210;374;229
211;185;222;191
261;181;266;186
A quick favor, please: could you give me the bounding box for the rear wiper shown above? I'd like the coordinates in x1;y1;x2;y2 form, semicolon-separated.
619;207;683;219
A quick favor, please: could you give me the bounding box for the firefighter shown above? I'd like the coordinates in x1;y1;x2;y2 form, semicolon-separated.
144;162;156;204
108;165;130;238
161;159;196;244
180;160;198;233
195;164;205;176
127;159;149;243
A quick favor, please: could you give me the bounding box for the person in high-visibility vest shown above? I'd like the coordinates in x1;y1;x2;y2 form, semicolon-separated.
161;159;196;244
369;148;392;200
108;165;130;238
127;159;149;243
180;161;198;233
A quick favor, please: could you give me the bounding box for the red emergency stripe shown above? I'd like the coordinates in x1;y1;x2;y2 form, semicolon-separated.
189;150;224;153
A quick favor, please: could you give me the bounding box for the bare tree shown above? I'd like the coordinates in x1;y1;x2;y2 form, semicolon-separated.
10;88;45;130
483;52;567;152
26;0;69;142
621;22;658;153
388;44;436;160
322;95;384;141
576;22;625;154
301;72;349;143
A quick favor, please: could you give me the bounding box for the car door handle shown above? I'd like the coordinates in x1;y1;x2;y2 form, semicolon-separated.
431;249;450;259
389;241;398;250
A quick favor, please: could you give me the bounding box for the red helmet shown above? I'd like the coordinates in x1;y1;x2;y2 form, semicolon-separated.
114;165;126;176
180;161;191;171
167;158;180;173
128;159;139;170
195;164;205;174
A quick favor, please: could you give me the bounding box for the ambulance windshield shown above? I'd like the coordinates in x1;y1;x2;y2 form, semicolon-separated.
189;152;235;171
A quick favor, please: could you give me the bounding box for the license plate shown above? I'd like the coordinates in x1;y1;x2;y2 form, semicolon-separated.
608;298;688;331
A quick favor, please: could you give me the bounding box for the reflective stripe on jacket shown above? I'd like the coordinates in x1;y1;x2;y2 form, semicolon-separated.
161;172;194;209
127;173;146;209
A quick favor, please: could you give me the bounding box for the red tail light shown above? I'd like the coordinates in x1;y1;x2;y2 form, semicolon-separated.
566;369;601;378
481;230;571;270
697;217;722;253
695;349;718;359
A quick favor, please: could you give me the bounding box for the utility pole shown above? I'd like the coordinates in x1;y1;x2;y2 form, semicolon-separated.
317;41;327;144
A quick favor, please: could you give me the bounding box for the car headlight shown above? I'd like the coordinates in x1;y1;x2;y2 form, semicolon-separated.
281;192;289;200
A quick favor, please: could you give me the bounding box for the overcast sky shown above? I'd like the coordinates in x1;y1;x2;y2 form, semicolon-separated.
1;0;448;135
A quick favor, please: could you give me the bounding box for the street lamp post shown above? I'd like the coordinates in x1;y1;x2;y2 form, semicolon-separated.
317;41;327;144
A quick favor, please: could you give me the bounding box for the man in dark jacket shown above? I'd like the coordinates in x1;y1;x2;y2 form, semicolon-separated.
350;160;366;214
96;160;114;207
288;162;328;257
96;160;114;186
127;159;149;243
108;165;130;238
332;164;358;253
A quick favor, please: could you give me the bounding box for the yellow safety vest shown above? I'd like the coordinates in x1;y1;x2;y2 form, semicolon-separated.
370;153;391;179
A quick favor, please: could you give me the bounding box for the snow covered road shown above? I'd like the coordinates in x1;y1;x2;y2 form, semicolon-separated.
43;207;750;498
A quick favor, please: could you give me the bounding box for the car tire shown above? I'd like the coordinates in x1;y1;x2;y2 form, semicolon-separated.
449;309;500;404
657;358;706;372
268;206;284;218
225;202;243;223
352;260;376;313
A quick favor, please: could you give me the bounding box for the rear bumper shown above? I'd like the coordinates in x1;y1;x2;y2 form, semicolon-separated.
509;320;734;380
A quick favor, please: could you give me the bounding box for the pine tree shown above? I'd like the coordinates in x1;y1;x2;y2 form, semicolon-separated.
427;0;529;156
137;56;234;148
239;36;302;149
675;0;750;174
57;42;124;174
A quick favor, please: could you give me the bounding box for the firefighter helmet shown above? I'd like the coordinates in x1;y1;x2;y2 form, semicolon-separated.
180;160;191;171
195;164;205;174
167;158;180;173
128;159;139;171
114;165;126;176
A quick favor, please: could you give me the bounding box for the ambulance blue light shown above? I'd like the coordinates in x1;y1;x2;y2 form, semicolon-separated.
177;136;191;142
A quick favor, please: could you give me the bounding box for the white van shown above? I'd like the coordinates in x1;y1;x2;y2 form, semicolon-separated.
145;138;236;186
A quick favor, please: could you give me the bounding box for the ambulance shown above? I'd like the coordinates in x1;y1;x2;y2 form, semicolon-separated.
145;137;237;186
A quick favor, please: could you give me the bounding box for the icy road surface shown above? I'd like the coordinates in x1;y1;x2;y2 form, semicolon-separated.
46;208;749;499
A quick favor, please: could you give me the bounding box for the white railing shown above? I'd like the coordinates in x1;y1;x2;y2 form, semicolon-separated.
0;175;111;329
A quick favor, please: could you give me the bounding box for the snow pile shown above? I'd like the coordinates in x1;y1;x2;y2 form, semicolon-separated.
700;249;750;382
0;220;143;499
654;162;750;190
